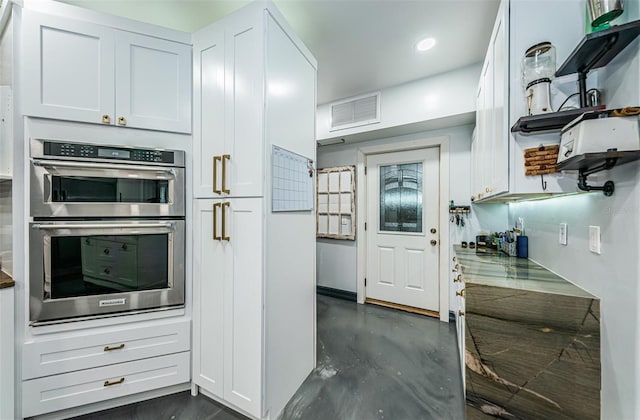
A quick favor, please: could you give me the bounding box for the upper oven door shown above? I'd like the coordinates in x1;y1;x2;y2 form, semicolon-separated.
30;159;185;218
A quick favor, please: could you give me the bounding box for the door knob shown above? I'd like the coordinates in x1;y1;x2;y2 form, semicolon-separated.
430;239;437;246
430;228;437;234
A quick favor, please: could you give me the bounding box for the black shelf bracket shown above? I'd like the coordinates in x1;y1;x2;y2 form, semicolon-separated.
576;156;618;196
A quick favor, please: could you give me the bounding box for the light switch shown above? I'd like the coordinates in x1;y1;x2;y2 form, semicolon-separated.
559;223;567;245
589;226;601;254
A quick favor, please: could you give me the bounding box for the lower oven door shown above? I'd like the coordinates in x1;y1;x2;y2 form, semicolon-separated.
29;219;185;324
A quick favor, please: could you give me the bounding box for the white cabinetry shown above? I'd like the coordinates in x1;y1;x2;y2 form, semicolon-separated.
192;2;317;419
193;198;262;415
193;12;264;198
23;10;191;133
472;0;586;202
471;0;508;201
21;318;191;418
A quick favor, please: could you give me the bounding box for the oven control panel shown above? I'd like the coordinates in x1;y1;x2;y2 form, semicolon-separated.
43;141;176;164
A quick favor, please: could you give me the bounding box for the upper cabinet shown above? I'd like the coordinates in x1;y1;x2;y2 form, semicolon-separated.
192;10;265;198
472;0;589;202
22;10;192;134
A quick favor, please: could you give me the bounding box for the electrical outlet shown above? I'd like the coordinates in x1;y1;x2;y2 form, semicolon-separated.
589;226;601;254
559;223;567;245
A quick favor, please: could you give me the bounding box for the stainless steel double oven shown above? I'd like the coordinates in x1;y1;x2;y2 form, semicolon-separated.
29;139;185;324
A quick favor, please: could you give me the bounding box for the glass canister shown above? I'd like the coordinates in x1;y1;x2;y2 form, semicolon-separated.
522;42;556;88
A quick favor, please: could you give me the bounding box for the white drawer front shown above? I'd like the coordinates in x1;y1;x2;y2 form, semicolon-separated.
22;351;190;418
23;318;190;379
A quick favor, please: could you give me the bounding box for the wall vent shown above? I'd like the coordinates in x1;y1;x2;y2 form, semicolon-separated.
330;92;380;131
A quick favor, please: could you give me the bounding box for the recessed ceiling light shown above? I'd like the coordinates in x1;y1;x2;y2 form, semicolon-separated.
416;37;436;52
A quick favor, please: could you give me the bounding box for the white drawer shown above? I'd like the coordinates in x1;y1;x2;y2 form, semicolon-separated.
23;318;190;379
22;351;190;418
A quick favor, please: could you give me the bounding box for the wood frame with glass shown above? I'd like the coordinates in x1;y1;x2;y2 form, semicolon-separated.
316;165;355;240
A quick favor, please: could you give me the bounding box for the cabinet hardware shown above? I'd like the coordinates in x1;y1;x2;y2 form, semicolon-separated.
456;289;466;297
103;248;110;255
470;195;476;201
452;264;459;271
458;310;465;317
103;343;125;352
103;268;111;275
103;377;125;387
430;228;437;234
454;274;463;282
213;203;222;240
117;116;127;126
122;244;127;251
222;154;231;194
101;114;111;124
452;256;456;262
213;156;222;194
430;239;437;246
486;187;492;193
222;202;230;241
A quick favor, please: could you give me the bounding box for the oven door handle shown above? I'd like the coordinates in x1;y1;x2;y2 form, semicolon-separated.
33;159;177;175
33;222;174;230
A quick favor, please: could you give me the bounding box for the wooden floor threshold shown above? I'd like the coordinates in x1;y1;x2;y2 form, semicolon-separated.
365;298;439;319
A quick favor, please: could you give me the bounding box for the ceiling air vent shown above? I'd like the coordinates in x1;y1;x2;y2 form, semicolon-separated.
330;92;380;131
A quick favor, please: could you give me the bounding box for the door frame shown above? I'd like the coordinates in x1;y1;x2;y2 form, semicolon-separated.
356;136;450;322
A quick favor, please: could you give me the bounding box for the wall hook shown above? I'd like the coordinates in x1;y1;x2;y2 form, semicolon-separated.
541;174;547;191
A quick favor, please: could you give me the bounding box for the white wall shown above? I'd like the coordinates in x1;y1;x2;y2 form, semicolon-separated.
507;13;640;417
316;64;480;141
317;124;507;296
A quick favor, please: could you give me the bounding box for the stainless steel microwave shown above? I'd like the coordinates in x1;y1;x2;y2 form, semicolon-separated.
30;139;185;218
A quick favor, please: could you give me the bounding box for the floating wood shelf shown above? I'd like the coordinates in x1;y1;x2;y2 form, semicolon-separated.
556;150;640;196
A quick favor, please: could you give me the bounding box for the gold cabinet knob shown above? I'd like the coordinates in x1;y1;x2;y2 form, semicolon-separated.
486;187;491;193
452;256;456;262
117;116;127;126
471;195;476;201
453;274;463;283
478;193;484;199
101;114;111;124
458;310;465;317
456;289;466;297
451;263;459;272
430;228;437;234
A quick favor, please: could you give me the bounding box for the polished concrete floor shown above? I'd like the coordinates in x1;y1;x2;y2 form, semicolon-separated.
71;295;464;420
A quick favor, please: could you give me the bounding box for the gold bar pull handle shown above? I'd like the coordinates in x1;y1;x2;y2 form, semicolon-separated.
213;203;221;240
222;154;231;194
104;343;125;352
104;377;125;387
222;202;230;241
213;156;222;194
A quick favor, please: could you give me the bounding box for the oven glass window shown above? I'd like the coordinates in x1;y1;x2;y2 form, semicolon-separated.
48;234;169;299
51;176;169;203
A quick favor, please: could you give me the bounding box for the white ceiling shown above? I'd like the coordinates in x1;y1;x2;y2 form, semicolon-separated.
60;0;500;105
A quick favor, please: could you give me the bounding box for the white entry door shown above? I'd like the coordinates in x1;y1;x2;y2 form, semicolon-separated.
366;148;440;311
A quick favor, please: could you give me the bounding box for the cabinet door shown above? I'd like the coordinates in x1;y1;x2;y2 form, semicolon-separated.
224;11;265;197
22;10;115;125
490;1;509;196
193;23;226;198
223;198;263;417
115;31;191;133
192;199;225;398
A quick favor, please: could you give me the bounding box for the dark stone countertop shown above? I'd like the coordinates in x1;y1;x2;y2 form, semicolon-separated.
0;271;14;289
454;245;595;299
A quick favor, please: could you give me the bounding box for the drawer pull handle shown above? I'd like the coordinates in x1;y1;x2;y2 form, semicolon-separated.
104;377;125;387
104;343;125;351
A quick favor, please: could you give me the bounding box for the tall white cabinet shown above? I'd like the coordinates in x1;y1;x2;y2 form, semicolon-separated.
192;2;317;419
